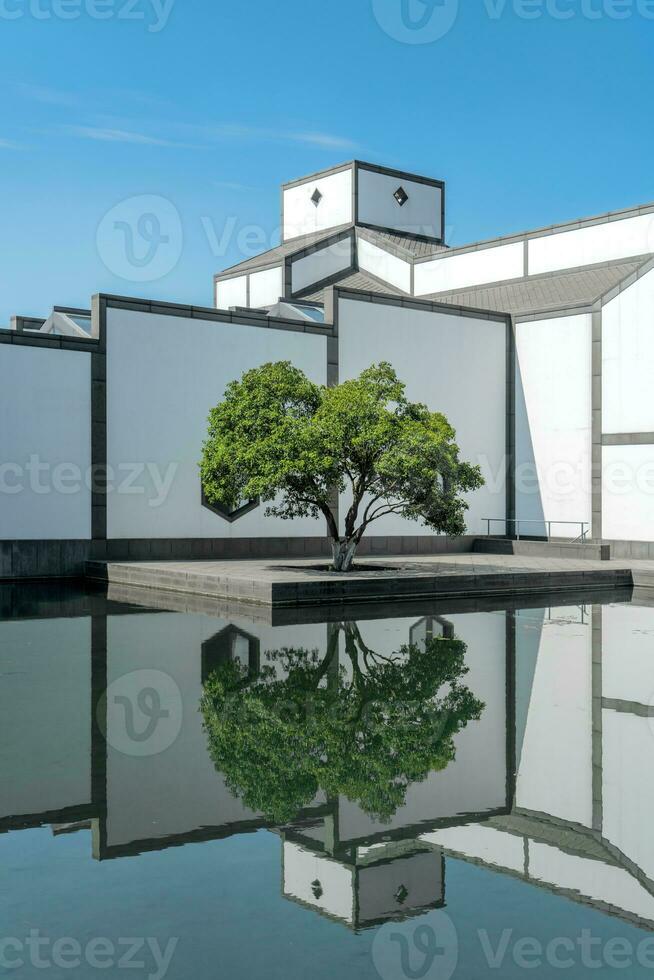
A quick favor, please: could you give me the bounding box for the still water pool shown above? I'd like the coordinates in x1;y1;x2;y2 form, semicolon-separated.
3;582;654;979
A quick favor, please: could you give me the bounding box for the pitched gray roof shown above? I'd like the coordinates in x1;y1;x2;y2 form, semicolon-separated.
358;227;447;259
301;269;405;303
425;260;646;316
216;224;353;277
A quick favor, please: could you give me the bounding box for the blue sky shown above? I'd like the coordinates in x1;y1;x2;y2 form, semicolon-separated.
1;0;653;322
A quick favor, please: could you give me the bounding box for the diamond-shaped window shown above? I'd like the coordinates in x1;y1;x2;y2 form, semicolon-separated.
201;486;259;522
394;186;409;207
311;188;323;207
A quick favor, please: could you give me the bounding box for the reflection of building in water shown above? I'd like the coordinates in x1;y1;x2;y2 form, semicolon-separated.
4;587;654;932
282;823;444;930
423;601;654;931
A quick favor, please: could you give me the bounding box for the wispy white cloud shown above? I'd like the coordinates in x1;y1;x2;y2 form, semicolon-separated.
0;138;24;150
64;125;196;148
288;131;359;151
175;121;360;152
14;82;79;106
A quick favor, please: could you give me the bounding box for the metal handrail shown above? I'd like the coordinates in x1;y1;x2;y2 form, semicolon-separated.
483;518;590;542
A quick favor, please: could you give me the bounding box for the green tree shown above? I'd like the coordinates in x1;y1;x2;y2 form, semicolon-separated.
200;361;483;571
201;624;484;825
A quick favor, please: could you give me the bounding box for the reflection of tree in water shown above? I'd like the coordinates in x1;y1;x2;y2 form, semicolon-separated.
201;623;484;825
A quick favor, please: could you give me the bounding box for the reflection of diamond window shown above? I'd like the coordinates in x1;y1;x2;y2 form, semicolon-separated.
201;486;259;522
311;188;323;207
394;186;409;207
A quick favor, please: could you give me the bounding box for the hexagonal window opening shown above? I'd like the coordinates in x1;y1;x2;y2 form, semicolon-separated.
201;486;260;523
201;624;261;685
409;616;454;649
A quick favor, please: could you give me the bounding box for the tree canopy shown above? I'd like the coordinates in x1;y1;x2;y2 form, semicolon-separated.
201;623;484;825
200;361;483;570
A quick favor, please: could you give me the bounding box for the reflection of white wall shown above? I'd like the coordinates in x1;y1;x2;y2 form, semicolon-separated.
0;618;92;818
338;297;506;535
0;345;91;540
529;213;654;275
423;824;525;874
336;612;507;842
414;242;524;295
515;314;592;534
603;709;654;883
106;309;326;539
603;269;654;434
283;843;354;923
529;841;654;922
215;275;247;310
357;236;411;292
291;238;353;293
603;444;654;542
357;169;442;239
516;609;593;827
602;604;654;703
283;168;353;241
105;613;325;850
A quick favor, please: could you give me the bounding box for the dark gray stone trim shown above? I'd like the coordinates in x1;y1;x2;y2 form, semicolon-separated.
506;318;516;531
592;604;603;833
592;303;602;540
0;327;98;349
281;160;355;192
91;294;107;546
506;610;517;809
10;315;46;333
602;432;654;446
0;540;91;579
332;285;510;323
97;293;336;335
514;305;595;323
602;697;654;718
413;201;654;265
86;535;477;563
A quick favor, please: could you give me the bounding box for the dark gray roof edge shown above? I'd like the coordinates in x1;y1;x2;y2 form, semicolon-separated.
331;285;510;324
414;200;654;264
281;159;445;192
214;223;354;280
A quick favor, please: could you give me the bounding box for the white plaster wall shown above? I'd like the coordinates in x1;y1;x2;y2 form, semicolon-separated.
215;275;247;310
515;609;593;828
106;309;327;539
0;345;91;540
414;241;524;296
249;266;283;308
603;269;654;434
529;212;654;275
602;443;654;542
0;617;91;818
338;297;507;536
283;168;353;241
357;169;442;239
357;236;412;293
515;315;592;535
602;709;654;883
291;237;353;293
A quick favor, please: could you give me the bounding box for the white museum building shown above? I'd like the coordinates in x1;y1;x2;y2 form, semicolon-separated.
3;159;654;577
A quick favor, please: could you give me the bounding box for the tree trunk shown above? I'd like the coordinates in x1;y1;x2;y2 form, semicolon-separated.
331;537;358;572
